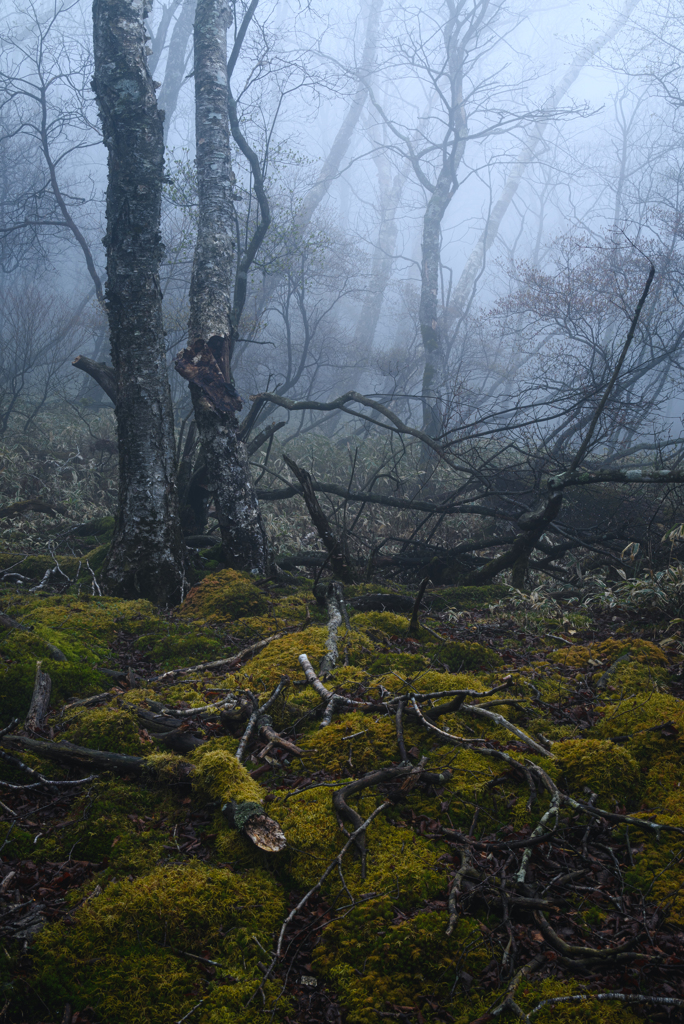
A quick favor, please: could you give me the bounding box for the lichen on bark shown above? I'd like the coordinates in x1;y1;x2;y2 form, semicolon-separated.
92;0;186;605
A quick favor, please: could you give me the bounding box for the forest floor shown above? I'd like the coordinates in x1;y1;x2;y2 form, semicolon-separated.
0;564;683;1024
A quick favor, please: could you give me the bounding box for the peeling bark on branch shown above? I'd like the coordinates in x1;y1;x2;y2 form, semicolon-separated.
1;735;286;850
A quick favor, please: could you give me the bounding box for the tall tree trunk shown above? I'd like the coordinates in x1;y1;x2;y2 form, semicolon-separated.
176;0;267;572
92;0;186;605
352;149;408;354
295;0;383;234
419;170;457;436
157;0;197;141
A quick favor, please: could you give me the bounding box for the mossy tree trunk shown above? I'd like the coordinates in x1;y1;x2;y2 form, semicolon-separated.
92;0;186;605
175;0;267;573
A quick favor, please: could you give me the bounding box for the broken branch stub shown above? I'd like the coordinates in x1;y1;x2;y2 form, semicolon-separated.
25;661;52;734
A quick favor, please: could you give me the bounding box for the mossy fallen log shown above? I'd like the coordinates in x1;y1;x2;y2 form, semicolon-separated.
1;736;286;852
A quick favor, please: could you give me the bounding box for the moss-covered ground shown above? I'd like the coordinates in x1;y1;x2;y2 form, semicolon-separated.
1;569;683;1024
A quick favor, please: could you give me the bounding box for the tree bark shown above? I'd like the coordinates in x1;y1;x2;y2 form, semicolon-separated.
71;355;117;404
419;170;459;436
25;661;51;733
92;0;186;604
175;0;267;572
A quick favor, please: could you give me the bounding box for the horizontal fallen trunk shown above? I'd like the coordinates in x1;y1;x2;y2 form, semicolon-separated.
1;735;285;851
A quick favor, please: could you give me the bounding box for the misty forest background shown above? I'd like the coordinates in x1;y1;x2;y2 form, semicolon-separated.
3;0;684;590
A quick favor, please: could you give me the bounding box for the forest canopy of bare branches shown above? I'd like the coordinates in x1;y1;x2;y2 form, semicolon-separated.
2;1;684;1023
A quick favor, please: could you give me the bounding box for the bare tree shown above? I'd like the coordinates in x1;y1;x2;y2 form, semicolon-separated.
0;0;104;300
92;0;185;603
175;0;267;571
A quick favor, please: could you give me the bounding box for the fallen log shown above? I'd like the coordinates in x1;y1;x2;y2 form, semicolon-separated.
1;735;286;851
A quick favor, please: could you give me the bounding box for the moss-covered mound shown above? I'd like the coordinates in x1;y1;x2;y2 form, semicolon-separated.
0;568;681;1024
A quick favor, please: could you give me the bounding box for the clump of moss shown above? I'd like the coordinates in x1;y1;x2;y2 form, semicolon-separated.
367;651;429;676
296;711;402;774
350;610;410;635
312;897;490;1024
594;637;668;666
61;705;142;756
590;692;684;769
271;788;446;906
641;753;684;823
31;863;286;1024
234;625;373;692
179;569;268;623
0;660;104;722
554;738;642;806
438;640;502;672
0;593;223;669
190;746;265;805
548;636;669;671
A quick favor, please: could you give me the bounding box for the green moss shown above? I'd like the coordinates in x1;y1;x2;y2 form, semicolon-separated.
313;898;490;1024
548;637;669;671
31;863;287;1024
0;660;104;723
234;625;373;692
61;705;143;756
590;692;684;768
30;778;180;868
438;640;502;672
0;593;227;671
0;822;36;859
190;746;266;805
554;738;642;805
297;711;404;774
366;651;430;676
350;611;410;635
179;569;268;623
271;789;446;906
0;552;83;578
84;542;109;572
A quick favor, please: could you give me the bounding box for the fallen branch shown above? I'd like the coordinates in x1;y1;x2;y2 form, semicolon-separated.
236;678;289;762
460;703;553;759
333;763;452;876
446;846;471;936
528;992;684;1016
298;653;369;726
283;454;352;581
318;581;346;676
248;801;391;1008
152;632;288;684
256;714;304;757
1;735;286;851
